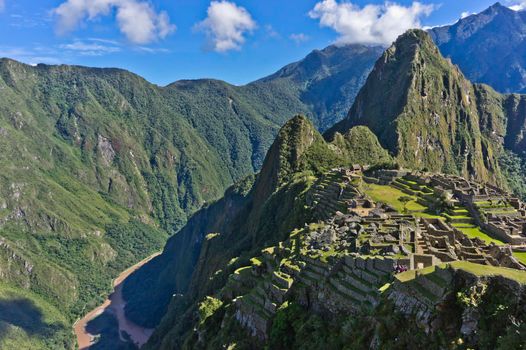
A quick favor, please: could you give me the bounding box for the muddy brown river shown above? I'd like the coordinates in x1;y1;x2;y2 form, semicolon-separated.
73;252;160;349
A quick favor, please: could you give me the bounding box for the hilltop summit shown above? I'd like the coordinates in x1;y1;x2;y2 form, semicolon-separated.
329;30;516;186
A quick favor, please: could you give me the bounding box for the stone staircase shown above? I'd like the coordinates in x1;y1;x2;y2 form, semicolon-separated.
325;256;396;309
233;253;294;339
310;171;359;221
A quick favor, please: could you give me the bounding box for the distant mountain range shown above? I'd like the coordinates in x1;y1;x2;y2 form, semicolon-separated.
430;2;526;93
253;44;383;130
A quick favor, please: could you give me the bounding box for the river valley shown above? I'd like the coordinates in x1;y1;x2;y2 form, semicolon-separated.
73;253;161;349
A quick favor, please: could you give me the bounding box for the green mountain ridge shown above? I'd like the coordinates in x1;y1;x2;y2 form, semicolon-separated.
122;116;390;331
123;30;526;350
0;43;381;348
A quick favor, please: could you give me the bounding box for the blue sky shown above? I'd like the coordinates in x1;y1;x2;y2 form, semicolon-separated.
0;0;517;86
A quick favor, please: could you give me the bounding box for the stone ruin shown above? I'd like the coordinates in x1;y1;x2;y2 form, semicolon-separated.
229;168;526;340
427;173;526;245
417;218;524;270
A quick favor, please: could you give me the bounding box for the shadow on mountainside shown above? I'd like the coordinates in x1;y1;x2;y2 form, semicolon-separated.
85;310;136;350
0;297;59;339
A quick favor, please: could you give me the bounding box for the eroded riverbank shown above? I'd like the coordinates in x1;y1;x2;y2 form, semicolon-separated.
74;252;161;349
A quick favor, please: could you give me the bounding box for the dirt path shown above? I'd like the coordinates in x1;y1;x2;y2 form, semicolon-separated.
73;252;161;349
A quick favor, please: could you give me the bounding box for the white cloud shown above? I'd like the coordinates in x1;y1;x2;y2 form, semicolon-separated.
60;40;121;56
195;1;256;52
135;46;171;54
510;1;526;11
53;0;176;44
88;37;120;45
308;0;435;46
265;24;280;39
460;11;472;19
290;33;310;44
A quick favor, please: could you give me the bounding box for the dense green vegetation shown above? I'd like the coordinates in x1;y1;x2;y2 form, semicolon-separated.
130;29;526;350
0;41;385;347
328;29;526;193
0;282;73;350
332;126;392;166
498;150;526;200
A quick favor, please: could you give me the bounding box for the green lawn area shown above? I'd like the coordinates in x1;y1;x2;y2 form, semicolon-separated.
474;201;509;208
452;209;469;215
363;183;426;212
415;212;443;219
395;265;440;282
451;224;504;245
449;261;526;284
482;209;518;215
444;213;472;220
513;251;526;265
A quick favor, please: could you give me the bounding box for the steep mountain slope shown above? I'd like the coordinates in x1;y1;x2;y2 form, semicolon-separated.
328;29;526;192
0;63;294;348
129;114;526;349
0;45;381;347
122;116;389;334
252;44;383;130
429;2;526;93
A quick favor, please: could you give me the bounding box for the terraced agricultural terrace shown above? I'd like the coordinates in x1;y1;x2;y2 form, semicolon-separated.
209;167;526;341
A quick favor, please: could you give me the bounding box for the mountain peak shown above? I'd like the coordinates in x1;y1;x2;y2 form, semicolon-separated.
488;2;507;11
491;2;504;8
254;115;318;197
327;28;501;183
327;29;451;142
253;115;342;201
397;28;435;45
389;29;442;59
428;2;526;92
483;1;515;15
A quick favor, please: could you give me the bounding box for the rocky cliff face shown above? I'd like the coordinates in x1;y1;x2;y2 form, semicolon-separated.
503;94;526;154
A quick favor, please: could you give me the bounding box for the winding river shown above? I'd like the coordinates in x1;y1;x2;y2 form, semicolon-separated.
73;252;161;349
